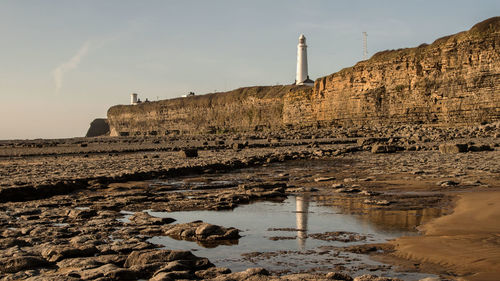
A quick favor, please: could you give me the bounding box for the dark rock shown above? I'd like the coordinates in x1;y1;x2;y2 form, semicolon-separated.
180;149;198;158
468;144;493;152
85;118;110;137
353;274;404;281
232;143;244;151
326;272;353;281
437;180;460;187
371;145;398;153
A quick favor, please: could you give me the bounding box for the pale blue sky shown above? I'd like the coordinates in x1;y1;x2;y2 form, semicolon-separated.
1;0;498;139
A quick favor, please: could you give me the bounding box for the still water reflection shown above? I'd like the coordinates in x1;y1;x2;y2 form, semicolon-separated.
295;195;309;250
147;195;440;279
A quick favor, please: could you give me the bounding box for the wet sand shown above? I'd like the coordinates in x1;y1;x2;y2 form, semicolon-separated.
391;191;500;281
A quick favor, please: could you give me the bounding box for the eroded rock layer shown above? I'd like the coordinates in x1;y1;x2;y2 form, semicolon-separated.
299;17;500;127
107;85;308;136
108;17;499;136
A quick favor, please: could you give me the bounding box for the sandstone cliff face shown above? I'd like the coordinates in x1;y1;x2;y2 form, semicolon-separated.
108;85;306;136
108;17;499;136
284;17;500;126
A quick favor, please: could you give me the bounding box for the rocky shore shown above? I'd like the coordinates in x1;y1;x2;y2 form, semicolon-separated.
0;122;499;280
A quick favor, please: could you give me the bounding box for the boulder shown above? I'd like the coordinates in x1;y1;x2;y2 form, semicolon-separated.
439;143;468;153
195;223;225;237
179;149;198;158
163;221;241;243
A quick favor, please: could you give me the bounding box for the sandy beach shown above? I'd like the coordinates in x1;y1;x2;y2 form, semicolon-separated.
391;191;500;281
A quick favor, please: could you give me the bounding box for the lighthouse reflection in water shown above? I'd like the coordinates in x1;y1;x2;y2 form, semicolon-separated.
295;194;310;250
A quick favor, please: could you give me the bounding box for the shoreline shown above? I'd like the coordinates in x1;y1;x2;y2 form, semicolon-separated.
385;191;500;281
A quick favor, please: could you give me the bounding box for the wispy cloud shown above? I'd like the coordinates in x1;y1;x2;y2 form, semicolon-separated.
52;41;90;93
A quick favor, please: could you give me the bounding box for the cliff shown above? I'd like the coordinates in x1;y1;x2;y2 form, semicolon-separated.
108;85;309;136
85;118;110;137
288;17;500;126
108;17;499;136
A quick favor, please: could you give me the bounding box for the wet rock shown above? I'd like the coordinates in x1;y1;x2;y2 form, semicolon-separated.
195;223;225;237
0;255;52;273
124;249;205;268
209;267;269;281
314;176;335;182
124;249;212;279
128;212;175;226
364;199;391;206
359;190;380;196
163;221;240;243
77;263;136;280
418;277;441;281
371;145;398;153
439;143;468;153
24;274;80;281
56;256;106;270
309;231;366;242
41;244;98;262
67;208;97;220
437;180;459;187
0;237;31;248
150;270;193;281
153;260;189;273
238;182;286;191
335;187;361;193
331;183;345;189
353;274;403;281
195;267;232;279
99;239;155;255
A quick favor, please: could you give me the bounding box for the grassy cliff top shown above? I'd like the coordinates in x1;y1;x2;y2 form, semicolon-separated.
108;85;311;115
325;16;499;79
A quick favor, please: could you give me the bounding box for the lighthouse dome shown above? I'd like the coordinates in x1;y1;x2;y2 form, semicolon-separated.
299;34;306;44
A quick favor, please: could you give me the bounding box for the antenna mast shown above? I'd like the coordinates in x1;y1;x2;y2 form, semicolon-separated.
362;32;368;60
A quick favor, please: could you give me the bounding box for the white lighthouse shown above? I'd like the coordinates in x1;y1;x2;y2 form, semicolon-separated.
295;34;314;86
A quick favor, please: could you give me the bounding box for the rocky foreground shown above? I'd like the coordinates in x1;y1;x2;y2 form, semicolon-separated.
0;123;499;280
